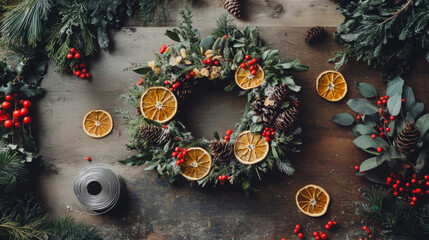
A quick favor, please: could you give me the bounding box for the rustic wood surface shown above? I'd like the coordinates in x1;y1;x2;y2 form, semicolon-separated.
32;1;429;240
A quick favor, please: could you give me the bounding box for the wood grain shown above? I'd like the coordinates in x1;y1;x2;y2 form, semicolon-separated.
31;1;429;240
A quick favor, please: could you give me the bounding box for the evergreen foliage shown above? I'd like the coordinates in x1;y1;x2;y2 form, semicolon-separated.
331;0;429;81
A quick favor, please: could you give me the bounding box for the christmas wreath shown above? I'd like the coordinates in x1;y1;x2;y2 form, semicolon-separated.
331;77;429;239
121;7;308;192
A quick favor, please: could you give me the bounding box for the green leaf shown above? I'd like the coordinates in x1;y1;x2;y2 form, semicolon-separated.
290;63;309;72
278;63;292;69
233;42;245;48
415;147;428;174
144;118;162;127
144;164;157;170
330;113;355;126
250;123;264;132
199;35;215;52
123;152;152;166
242;180;250;190
403;85;415;110
353;135;388;155
165;30;180;42
262;50;278;61
416;113;429;140
20;84;43;97
347;99;378;115
234;51;244;63
359;157;379;172
352;124;377;137
386;75;404;97
387;93;402;116
157;164;163;175
410;102;424;119
133;67;152;75
357;82;377;98
376;147;405;167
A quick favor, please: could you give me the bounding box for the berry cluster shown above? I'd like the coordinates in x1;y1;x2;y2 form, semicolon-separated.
202;58;219;67
1;95;32;129
73;62;91;79
324;220;337;230
359;225;373;239
218;175;228;186
66;48;91;79
240;55;259;75
172;147;188;165
293;224;304;239
185;70;196;79
160;45;167;54
312;231;328;240
164;80;181;92
262;127;276;142
223;129;233;142
137;78;144;85
386;172;429;206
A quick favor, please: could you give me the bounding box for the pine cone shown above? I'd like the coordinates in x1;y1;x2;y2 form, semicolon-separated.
304;26;325;44
174;77;195;100
396;122;420;156
251;98;277;125
273;107;299;131
221;0;242;18
209;140;234;163
140;125;171;145
270;83;289;103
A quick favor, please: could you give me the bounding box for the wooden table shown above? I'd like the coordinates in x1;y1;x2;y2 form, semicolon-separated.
34;1;429;239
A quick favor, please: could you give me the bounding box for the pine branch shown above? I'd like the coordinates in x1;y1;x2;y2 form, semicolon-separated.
0;0;52;47
0;151;24;190
48;216;102;240
211;14;236;38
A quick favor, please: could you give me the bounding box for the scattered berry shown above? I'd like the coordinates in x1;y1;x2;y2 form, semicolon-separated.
371;134;376;139
298;233;304;238
356;115;361;120
377;147;383;152
354;165;359;171
86;157;91;161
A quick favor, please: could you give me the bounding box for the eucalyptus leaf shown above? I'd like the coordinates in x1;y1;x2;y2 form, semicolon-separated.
387;93;402;116
415;147;428;174
165;30;180;42
290;63;309;72
347;99;378;115
199;35;215;52
359;157;380;172
352;124;377;137
410;102;424;119
357;82;377;98
234;51;244;63
386;75;404;97
354;135;388;155
330;113;355;126
403;85;415;110
416;113;429;140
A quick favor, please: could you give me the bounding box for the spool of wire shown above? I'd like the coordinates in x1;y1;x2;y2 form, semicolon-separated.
73;164;125;214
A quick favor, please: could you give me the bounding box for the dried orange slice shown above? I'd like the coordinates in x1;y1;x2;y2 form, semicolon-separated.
82;110;113;138
316;70;347;101
235;64;264;90
140;86;177;123
180;147;212;181
295;184;330;217
234;130;269;165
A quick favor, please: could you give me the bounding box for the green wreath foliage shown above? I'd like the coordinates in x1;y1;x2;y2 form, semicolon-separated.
121;7;308;193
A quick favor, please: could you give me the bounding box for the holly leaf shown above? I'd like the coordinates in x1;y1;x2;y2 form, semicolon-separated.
133;67;152;75
347;99;378;115
165;30;180;42
387;92;402;116
330;113;355;126
20;84;43;97
357;82;377;98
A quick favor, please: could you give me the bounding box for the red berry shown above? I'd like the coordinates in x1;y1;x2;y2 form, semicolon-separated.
354;165;359;171
218;175;223;181
385;95;389;99
410;201;416;206
371;134;376;139
172;152;178;157
67;53;73;59
170;88;174;91
412;197;417;202
377;147;383;152
172;83;177;89
70;48;76;53
13;110;21;118
379;127;384;132
377;101;382;105
4;120;12;128
390;116;395;120
252;58;257;63
315;237;320;240
240;63;246;68
202;59;207;64
207;58;213;65
380;97;384;100
416;188;422;193
85;73;91;78
251;70;257;75
165;80;170;85
265;127;269;131
19;99;24;105
20;108;29;116
380;132;385;137
425;175;429;180
176;160;181;165
399;187;404;192
74;65;80;69
186;74;191;79
293;229;299;234
402;98;406;103
226;129;233;135
386;127;390;132
86;157;91;161
23;116;31;124
382;99;387;104
214;60;219;66
74;53;80;59
175;147;180;152
2;101;11;109
325;224;330;230
356;115;361;120
80;74;86;79
295;224;301;230
363;226;368;230
385;120;389;124
265;137;270;141
328;221;333;226
190;71;195;76
223;35;228;39
386;177;392;182
82;68;87;73
245;55;250;60
80;63;86;68
224;135;230;140
313;231;319;237
298;233;303;238
249;65;255;71
14;121;21;129
75;71;81;76
320;233;327;240
177;154;183;159
4;95;13;101
393;191;398;196
411;179;416;184
333;221;337;225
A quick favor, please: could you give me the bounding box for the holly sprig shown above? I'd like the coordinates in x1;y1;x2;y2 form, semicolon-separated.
121;7;308;193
